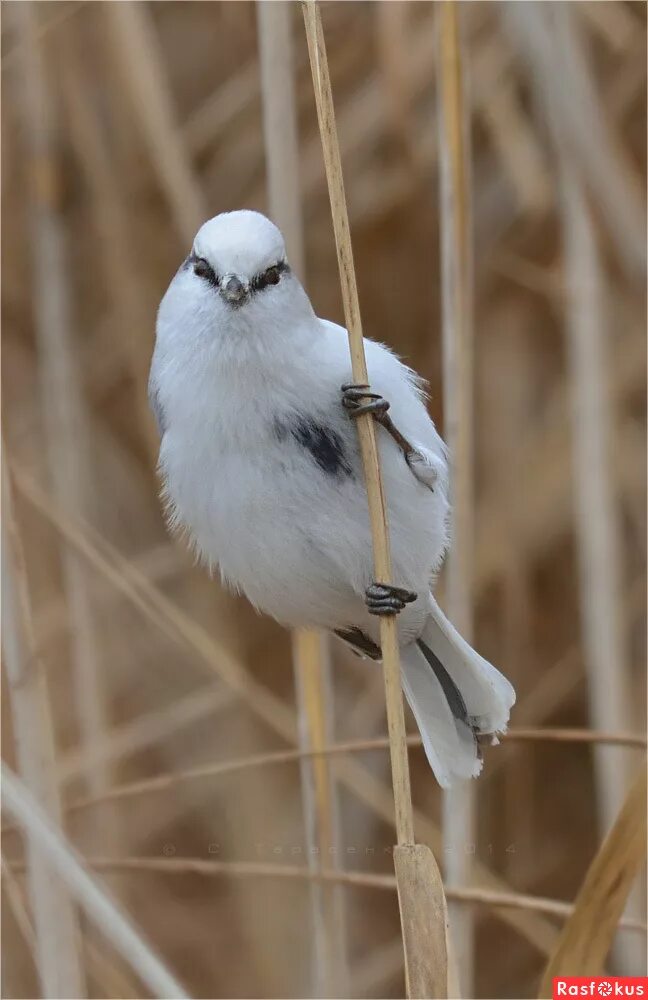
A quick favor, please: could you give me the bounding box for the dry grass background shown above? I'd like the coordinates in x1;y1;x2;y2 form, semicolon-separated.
1;2;647;998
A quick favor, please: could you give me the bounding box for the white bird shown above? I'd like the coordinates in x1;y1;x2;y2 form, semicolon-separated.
149;210;515;787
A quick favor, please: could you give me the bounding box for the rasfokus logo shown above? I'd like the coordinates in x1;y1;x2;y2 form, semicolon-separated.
553;979;648;998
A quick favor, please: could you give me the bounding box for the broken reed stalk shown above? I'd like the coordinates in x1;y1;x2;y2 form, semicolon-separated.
10;0;110;806
302;3;448;996
538;766;647;995
1;765;189;1000
256;2;347;994
1;455;86;998
437;2;475;993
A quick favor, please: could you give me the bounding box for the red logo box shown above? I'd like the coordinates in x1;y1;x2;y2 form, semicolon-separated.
553;979;648;999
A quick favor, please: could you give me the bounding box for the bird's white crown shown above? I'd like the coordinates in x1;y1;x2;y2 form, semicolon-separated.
193;210;287;279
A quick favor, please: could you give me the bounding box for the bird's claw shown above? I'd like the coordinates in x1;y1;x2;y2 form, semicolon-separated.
341;383;391;421
365;582;417;616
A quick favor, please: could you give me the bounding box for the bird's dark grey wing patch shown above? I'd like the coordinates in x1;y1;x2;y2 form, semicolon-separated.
148;376;166;437
334;627;381;660
275;415;353;478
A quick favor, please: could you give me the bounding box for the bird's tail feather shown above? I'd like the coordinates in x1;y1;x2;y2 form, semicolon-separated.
400;596;516;788
401;642;482;787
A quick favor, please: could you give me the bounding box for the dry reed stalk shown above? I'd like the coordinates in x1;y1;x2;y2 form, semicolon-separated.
103;1;206;245
475;36;550;215
1;855;44;998
351;937;409;999
13;854;646;938
473;310;643;596
1;459;86;998
538;767;647;995
376;1;419;171
504;3;646;282
301;0;412;851
217;5;439;210
2;765;189;1000
488;575;646;791
256;3;346;991
0;1;89;71
1;854;37;956
1;855;143;1000
82;946;143;1000
222;9;522;228
3;6;644;994
14;464;297;737
436;3;475;993
56;25;158;461
13;462;567;956
302;3;448;995
580;0;636;52
10;466;568;957
560;166;632;829
485;323;533;883
292;631;348;997
19;726;640;831
560;159;642;972
257;0;304;273
9;0;111;808
182;61;259;155
59;685;234;789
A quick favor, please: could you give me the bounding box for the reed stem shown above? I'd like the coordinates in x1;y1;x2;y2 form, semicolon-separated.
302;3;449;995
436;3;476;992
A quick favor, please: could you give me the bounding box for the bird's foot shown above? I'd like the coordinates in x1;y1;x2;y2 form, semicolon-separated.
341;383;436;492
365;582;417;616
341;383;391;421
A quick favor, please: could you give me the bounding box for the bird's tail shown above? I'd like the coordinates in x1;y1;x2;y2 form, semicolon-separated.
400;595;516;788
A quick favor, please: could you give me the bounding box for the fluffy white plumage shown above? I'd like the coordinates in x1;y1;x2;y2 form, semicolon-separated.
149;210;515;787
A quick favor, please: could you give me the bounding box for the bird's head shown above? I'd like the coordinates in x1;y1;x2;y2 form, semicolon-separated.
159;210;314;342
191;210;290;307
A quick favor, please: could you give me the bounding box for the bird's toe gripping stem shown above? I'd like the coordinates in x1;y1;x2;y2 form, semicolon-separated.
341;383;436;493
341;383;391;420
365;582;417;616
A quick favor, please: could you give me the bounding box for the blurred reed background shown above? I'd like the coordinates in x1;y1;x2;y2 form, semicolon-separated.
1;2;646;998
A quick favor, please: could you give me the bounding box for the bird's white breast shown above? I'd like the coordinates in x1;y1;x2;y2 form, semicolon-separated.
154;312;449;637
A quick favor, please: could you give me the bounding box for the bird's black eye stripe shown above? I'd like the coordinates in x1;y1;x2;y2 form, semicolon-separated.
251;259;290;292
188;252;219;287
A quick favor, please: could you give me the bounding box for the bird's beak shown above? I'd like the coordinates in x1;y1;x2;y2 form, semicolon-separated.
220;274;249;306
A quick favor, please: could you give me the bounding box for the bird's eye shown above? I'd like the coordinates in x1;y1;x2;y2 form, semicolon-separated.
193;257;218;285
253;263;286;292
